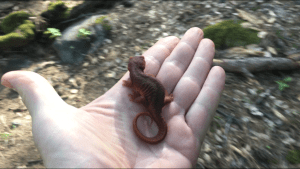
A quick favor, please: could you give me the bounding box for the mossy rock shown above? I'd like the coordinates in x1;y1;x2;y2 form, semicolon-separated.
0;11;31;34
203;20;260;49
41;0;70;24
48;0;70;19
286;150;300;164
0;11;35;50
95;16;112;31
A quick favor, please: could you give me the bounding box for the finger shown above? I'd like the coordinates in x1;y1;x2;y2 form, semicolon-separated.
172;39;215;114
156;27;204;93
186;66;225;142
1;71;67;119
143;36;180;75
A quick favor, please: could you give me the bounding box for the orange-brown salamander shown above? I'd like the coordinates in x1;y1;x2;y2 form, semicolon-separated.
123;56;173;144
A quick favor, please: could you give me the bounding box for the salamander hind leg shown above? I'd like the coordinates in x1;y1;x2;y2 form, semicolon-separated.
128;90;143;102
123;79;133;87
146;74;155;78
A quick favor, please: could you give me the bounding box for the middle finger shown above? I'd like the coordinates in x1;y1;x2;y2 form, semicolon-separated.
157;27;204;93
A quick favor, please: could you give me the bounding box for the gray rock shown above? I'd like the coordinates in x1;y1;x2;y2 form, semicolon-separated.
53;15;107;65
0;2;14;10
244;103;264;117
1;55;32;73
263;118;275;129
203;153;211;163
282;137;296;145
247;88;257;96
214;134;223;143
274;100;289;109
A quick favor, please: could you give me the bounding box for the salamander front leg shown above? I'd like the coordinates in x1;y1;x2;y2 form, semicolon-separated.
123;79;133;88
164;90;174;105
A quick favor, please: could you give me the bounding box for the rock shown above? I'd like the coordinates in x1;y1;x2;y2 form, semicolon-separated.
203;143;212;153
263;118;276;129
258;31;268;38
11;121;21;128
203;153;211;163
247;88;257;96
16;113;23;117
267;17;276;24
197;158;205;165
196;159;205;169
216;130;222;136
236;9;264;25
1;55;32;73
246;44;263;51
268;10;277;17
0;2;14;10
82;62;89;67
69;0;122;20
274;100;289;109
215;134;223;143
0;11;35;50
162;32;169;36
70;89;78;94
104;71;116;78
241;117;250;123
41;1;70;25
267;46;277;55
244;103;264;117
264;51;272;57
52;15;107;64
13;6;19;11
234;89;247;96
205;4;211;8
282;137;296;145
24;115;31;120
104;39;112;44
122;0;134;7
251;131;270;140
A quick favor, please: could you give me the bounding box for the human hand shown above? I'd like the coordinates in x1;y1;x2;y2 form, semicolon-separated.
1;27;225;168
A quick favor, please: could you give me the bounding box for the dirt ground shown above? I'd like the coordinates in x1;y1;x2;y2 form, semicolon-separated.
0;0;300;168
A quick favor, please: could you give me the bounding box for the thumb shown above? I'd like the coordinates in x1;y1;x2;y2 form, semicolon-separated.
1;70;67;119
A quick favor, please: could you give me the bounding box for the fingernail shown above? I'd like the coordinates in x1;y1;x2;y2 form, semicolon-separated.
1;79;14;89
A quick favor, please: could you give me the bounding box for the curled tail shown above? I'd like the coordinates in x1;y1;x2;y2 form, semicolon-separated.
133;112;167;144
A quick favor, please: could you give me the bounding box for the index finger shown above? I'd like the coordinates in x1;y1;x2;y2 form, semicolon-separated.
143;36;180;75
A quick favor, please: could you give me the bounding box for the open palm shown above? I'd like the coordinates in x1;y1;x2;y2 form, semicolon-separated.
1;27;225;168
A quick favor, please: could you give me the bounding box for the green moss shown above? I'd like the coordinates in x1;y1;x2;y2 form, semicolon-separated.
203;20;260;49
48;0;65;11
286;150;300;164
0;11;30;34
95;16;112;31
0;11;35;50
47;0;70;19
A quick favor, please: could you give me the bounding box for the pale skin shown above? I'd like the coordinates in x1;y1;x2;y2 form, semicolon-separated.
1;27;225;168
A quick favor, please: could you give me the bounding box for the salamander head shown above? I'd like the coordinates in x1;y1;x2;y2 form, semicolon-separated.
128;56;146;71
